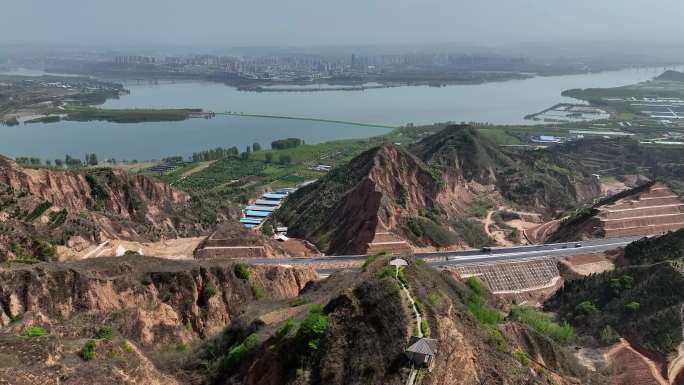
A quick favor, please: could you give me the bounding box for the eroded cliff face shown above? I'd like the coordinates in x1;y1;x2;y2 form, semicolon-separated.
0;256;318;385
278;144;445;255
0;157;212;260
0;256;318;344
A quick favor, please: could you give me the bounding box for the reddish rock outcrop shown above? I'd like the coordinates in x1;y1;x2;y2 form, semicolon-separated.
0;256;318;344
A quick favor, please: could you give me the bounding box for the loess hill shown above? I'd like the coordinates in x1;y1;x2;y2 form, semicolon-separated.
277;125;601;255
0;156;224;261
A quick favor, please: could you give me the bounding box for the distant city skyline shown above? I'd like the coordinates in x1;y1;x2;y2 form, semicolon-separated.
3;0;684;48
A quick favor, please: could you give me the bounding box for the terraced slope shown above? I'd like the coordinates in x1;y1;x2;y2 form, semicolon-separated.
598;183;684;238
549;182;684;241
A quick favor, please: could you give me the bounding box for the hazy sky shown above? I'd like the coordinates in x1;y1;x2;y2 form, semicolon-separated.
3;0;684;47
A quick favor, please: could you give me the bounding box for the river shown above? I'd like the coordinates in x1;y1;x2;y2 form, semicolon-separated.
0;66;674;161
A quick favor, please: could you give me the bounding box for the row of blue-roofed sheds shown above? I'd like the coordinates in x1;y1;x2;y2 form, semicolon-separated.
240;188;296;229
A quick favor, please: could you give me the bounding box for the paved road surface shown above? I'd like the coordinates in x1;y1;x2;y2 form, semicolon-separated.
244;236;645;273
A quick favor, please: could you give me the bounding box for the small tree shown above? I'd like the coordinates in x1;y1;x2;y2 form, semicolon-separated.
261;220;274;236
234;263;250;280
265;152;273;163
279;154;292;165
252;143;261;152
80;339;97;361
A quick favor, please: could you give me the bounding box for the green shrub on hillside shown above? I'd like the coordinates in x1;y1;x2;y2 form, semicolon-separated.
21;326;48;338
296;306;329;352
451;218;495;248
510;306;575;345
624;302;640;312
599;325;619;345
277;319;296;338
466;277;487;297
468;301;503;325
80;339;97;361
575;301;599;316
94;326;113;339
218;333;258;371
624;230;684;264
234;263;250;280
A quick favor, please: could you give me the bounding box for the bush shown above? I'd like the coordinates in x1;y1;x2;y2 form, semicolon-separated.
94;326;113;339
261;220;274;236
21;325;48;338
296;306;329;352
251;283;265;300
625;302;641;312
486;326;506;352
199;282;217;307
121;340;134;353
277;319;296;338
510;306;575;345
234;263;250;280
466;277;487;297
219;333;258;370
599;325;619;345
575;301;599;315
414;299;424;316
514;350;530;366
469;301;503;325
80;339;97;361
451;217;495;248
278;154;293;165
271;138;302;150
420;319;429;337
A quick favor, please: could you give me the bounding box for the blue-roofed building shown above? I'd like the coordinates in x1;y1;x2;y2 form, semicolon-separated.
245;205;276;212
255;199;281;206
240;218;263;224
241;188;296;228
245;210;271;218
262;192;288;200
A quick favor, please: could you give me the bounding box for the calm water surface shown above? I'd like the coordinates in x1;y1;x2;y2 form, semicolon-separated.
0;67;672;160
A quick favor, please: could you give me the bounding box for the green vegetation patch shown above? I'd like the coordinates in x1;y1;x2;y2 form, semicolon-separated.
94;325;114;339
64;107;193;123
510;306;575;345
295;305;329;352
624;229;684;265
80;339;97;361
450;218;495;249
234;263;250;280
21;325;48;338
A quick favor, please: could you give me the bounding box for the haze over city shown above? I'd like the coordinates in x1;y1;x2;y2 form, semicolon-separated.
3;0;684;47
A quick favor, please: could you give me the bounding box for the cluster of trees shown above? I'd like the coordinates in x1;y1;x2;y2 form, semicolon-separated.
191;147;240;162
15;154;97;168
264;152;292;165
191;143;266;162
162;156;184;164
84;153;98;166
271;138;302;150
15;157;42;166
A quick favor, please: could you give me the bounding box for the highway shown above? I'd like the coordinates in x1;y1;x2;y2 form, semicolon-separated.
244;236;645;272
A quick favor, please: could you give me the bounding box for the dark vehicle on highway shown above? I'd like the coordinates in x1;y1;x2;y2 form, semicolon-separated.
481;247;492;253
